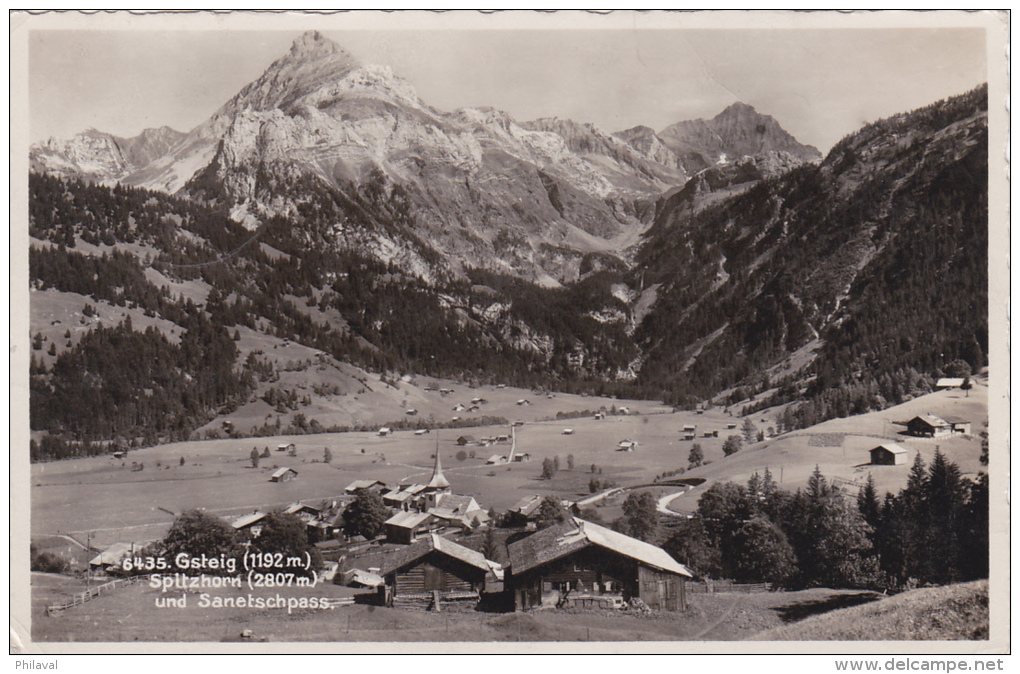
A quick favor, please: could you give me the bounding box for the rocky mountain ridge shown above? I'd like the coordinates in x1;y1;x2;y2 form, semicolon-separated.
30;31;819;284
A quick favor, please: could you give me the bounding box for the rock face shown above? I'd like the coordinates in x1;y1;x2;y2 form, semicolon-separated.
657;102;821;174
30;126;186;183
30;31;822;284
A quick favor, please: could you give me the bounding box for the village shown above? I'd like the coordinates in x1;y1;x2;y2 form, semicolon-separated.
65;384;980;624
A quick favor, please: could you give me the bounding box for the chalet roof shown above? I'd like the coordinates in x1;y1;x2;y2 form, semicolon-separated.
936;378;965;387
942;416;970;425
402;484;427;495
383;489;414;503
345;479;386;493
271;467;297;478
871;443;908;456
509;495;543;517
486;454;505;464
912;414;950;428
282;502;320;515
435;493;479;514
380;533;491;577
89;542;136;567
348;568;385;588
232;511;267;529
508;518;692;578
384;511;432;529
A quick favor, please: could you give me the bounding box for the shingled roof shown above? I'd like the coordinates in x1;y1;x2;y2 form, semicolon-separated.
508;517;692;577
379;533;492;577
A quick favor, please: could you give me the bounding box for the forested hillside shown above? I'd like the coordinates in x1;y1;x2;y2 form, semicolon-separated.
28;173;640;459
28;85;989;458
633;85;988;418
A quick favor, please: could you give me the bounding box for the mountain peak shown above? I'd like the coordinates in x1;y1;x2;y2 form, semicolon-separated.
716;101;760;119
289;30;348;60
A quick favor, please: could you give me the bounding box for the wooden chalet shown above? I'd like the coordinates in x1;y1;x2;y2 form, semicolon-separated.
870;443;909;466
380;534;498;607
232;511;268;537
345;479;388;494
907;414;952;438
506;518;692;612
384;511;434;544
269;467;298;482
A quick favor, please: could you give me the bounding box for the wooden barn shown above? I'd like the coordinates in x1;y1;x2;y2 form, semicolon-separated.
380;534;498;607
870;443;909;466
506;518;692;612
907;414;952;438
384;511;434;544
269;467;298;482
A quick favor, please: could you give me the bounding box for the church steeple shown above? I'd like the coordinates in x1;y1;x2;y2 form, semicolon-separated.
426;436;450;491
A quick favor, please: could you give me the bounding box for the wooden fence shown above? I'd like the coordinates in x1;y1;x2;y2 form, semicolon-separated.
687;581;773;594
45;574;153;615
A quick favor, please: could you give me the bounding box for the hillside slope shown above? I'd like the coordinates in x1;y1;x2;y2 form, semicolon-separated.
633;84;988;412
752;580;989;640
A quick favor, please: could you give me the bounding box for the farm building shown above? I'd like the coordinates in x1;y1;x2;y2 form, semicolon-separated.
512;452;531;462
516;399;530;406
277;443;295;453
453;404;466;412
562;428;574;435
406;408;418;416
341;568;385;589
943;416;972;435
232;511;268;537
907;414;953;438
870;443;909;466
380;534;499;607
426;493;488;528
486;454;506;465
414;429;430;435
89;542;139;571
506;518;692;612
384;511;435;544
935;378;966;389
456;435;476;446
378;427;392;437
682;425;697;440
345;479;389;494
505;495;544;527
269;467;298;482
383;488;417;510
282;502;321;519
617;440;636;452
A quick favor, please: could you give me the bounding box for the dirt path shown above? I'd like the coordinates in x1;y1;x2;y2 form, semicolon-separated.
656;489;686;514
688;595;741;640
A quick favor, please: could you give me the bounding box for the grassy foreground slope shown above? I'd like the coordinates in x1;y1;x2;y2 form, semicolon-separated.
752;581;988;641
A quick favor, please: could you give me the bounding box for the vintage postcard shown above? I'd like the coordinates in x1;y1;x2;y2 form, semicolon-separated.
9;9;1010;657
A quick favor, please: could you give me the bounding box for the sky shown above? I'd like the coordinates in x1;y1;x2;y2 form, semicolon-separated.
28;26;988;153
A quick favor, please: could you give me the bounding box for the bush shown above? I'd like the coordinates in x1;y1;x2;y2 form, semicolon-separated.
456;450;467;462
30;543;69;574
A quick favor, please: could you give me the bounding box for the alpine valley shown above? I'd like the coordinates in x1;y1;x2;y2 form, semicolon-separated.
28;31;988;459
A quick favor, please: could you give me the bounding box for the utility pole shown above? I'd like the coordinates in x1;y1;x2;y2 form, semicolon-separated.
85;531;92;594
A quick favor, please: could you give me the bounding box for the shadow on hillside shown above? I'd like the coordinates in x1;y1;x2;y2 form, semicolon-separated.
775;591;883;624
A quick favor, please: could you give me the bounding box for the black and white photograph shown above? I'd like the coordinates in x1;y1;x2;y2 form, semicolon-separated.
10;9;1009;658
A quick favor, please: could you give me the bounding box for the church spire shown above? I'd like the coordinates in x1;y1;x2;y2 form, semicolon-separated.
427;435;450;490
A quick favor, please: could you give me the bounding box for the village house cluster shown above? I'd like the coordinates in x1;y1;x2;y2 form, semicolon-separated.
88;441;693;614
